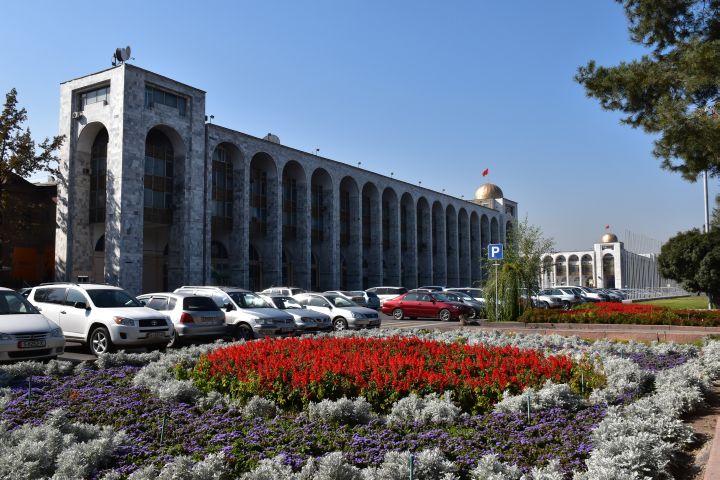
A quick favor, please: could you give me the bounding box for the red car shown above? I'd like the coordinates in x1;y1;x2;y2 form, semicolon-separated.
381;291;474;321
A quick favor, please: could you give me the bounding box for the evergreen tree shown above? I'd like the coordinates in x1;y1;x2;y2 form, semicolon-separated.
576;0;720;180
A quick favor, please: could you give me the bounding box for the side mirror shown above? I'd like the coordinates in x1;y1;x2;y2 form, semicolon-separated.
75;301;88;310
225;303;234;312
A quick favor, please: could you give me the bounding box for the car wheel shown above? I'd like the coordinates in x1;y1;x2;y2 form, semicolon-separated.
562;301;571;311
166;331;182;348
439;309;452;322
539;301;549;309
392;308;404;320
235;324;254;341
468;309;477;319
88;326;114;356
333;317;348;331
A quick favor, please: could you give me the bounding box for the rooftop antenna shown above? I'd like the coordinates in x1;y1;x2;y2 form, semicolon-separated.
112;46;132;66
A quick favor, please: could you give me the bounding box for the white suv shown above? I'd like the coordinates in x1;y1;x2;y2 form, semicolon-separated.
28;283;174;356
174;286;296;340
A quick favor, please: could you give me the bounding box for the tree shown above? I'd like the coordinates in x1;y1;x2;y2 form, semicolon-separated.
0;88;64;268
658;228;720;307
484;217;554;321
576;0;720;180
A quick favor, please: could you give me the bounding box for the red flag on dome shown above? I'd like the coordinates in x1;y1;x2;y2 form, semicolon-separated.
605;225;610;229
482;168;489;177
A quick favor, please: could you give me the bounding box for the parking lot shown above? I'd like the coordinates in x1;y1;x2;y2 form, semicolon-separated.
58;311;477;362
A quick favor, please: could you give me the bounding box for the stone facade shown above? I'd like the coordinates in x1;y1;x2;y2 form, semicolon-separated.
56;64;517;295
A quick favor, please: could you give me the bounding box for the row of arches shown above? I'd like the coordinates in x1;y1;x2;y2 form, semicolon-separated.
541;253;616;289
76;123;509;293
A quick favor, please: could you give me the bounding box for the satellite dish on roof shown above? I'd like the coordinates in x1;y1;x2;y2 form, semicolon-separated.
112;46;132;66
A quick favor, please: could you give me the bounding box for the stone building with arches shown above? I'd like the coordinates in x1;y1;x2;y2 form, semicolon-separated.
55;64;517;295
540;231;673;290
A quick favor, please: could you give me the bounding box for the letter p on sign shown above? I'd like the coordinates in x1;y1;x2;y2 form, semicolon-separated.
488;243;503;260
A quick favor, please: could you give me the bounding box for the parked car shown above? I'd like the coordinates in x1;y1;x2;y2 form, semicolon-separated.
324;290;368;307
600;289;624;302
381;291;474;322
441;291;486;319
530;291;563;309
538;288;584;310
444;287;486;304
293;292;381;331
0;287;65;362
570;286;608;302
260;286;307;297
366;286;409;306
27;283;173;355
259;294;333;332
174;286;296;341
417;285;447;292
137;292;226;347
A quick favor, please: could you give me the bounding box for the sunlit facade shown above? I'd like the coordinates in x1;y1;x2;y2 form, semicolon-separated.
55;64;517;294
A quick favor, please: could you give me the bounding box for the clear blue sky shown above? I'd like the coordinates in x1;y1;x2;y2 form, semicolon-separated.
2;0;717;251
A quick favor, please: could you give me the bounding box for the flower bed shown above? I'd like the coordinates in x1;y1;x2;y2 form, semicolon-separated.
191;336;577;413
0;330;716;479
519;301;720;326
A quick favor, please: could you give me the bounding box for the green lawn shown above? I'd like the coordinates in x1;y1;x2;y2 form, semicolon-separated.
636;296;711;309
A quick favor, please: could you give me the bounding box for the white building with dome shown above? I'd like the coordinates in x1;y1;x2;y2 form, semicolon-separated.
54;63;517;294
540;231;677;290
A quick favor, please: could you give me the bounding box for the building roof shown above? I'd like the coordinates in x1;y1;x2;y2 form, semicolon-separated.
474;183;504;200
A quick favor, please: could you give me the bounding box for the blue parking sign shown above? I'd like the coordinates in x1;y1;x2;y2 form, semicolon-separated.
488;243;503;260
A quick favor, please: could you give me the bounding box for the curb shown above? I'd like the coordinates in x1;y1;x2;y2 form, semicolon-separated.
704;418;720;480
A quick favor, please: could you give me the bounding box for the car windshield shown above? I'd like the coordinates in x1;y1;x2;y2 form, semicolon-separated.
326;295;356;307
87;289;142;308
274;297;303;309
230;292;272;308
0;291;40;314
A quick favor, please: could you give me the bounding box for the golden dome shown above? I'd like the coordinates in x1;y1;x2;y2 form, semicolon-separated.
474;183;504;200
601;232;619;243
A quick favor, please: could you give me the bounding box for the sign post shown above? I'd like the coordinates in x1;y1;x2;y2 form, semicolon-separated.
488;243;504;321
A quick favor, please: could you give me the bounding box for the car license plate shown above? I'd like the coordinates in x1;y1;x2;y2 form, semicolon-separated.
18;340;46;349
146;331;165;338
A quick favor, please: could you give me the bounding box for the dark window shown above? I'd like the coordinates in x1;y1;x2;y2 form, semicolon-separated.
144;129;174;224
168;298;177;310
283;178;298;238
80;85;110;108
250;168;268;236
89;129;108;223
312;184;325;241
403;293;418;301
145;85;187;116
212;145;233;220
146;297;169;310
35;287;67;304
183;296;220;311
65;289;87;307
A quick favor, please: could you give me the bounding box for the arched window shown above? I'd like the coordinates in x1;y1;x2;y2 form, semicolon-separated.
144;129;174;224
282;250;293;286
212;145;233;222
89;129;108;223
311;254;320;291
249;245;262;290
603;253;616;289
211;241;229;285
